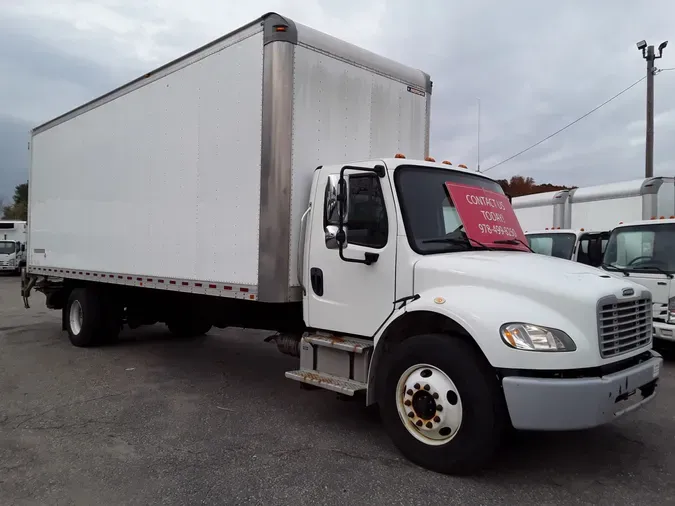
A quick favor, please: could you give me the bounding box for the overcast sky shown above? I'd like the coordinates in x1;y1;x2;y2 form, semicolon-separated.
1;0;673;202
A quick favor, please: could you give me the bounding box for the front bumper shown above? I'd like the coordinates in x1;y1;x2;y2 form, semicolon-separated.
654;321;675;342
0;264;17;271
502;350;661;430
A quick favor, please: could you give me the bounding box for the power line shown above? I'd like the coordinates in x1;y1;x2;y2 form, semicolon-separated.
482;75;648;173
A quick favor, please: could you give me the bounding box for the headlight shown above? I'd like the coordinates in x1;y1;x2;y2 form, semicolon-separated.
668;297;675;324
8;259;15;266
500;323;577;352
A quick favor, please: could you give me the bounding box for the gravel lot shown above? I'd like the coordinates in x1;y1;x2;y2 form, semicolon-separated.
1;275;674;505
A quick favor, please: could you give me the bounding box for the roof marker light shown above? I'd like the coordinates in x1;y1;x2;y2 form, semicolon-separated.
395;153;406;159
425;156;436;162
458;164;468;169
442;160;452;165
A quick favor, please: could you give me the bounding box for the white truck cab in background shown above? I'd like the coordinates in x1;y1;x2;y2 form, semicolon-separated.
21;12;662;475
0;220;27;275
603;218;675;343
514;177;675;267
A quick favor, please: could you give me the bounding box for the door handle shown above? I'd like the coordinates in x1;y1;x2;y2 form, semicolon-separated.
310;267;324;296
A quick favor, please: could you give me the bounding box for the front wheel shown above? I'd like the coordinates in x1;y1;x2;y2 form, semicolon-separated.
378;334;507;475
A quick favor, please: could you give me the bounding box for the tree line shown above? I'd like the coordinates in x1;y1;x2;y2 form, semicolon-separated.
2;182;28;221
496;176;573;198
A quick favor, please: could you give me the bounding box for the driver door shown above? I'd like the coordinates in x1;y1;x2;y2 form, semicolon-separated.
304;165;397;337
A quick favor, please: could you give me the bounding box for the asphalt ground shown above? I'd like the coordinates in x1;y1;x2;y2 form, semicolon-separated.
1;275;674;505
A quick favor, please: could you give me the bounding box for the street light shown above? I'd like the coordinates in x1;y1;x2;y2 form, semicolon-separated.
637;39;668;178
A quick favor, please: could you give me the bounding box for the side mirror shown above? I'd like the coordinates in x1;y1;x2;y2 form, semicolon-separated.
325;225;348;249
325;174;349;248
21;244;25;252
325;174;349;226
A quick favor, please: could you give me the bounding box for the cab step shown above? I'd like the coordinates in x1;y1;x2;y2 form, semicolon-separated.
286;333;374;394
285;370;367;396
303;334;373;354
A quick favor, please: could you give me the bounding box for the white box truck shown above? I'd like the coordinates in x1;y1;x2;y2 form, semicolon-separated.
515;177;675;267
0;220;27;274
21;13;662;475
603;217;675;343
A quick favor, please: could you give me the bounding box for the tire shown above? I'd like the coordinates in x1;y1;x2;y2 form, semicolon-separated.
167;318;211;338
65;287;121;347
378;333;507;475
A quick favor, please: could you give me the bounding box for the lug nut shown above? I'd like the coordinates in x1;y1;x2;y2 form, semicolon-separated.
407;389;413;396
426;422;433;428
408;412;415;418
404;400;411;406
423;384;430;391
432;392;439;399
436;405;443;412
434;416;440;423
416;420;423;427
414;383;420;390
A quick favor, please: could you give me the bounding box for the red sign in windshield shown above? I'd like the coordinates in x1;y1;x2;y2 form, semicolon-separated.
444;182;529;251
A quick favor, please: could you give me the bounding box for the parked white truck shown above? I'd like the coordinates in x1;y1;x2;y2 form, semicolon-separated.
514;177;675;267
0;220;27;274
21;13;661;474
603;218;675;343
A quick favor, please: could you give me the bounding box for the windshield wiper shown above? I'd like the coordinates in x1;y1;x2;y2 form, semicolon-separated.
631;265;674;279
493;238;533;252
422;235;493;250
601;263;629;276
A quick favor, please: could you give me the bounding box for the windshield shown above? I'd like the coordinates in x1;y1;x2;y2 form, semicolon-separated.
394;165;513;254
604;223;675;274
0;241;16;254
527;233;576;260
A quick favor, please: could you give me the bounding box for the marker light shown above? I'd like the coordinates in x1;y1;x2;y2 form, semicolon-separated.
458;164;468;169
442;160;452;165
425;156;436;162
395;153;406;159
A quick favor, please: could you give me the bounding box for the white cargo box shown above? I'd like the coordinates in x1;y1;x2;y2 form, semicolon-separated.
28;12;431;303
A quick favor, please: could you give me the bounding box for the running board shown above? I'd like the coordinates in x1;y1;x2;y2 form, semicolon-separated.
285;370;367;396
286;333;374;394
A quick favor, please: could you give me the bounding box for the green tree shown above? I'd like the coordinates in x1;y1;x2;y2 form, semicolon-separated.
2;182;28;221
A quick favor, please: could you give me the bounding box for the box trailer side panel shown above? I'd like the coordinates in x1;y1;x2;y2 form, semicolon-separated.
512;190;568;231
29;24;265;287
569;178;656;230
287;23;430;288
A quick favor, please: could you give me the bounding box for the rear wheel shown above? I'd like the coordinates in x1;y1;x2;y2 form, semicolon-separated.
378;334;506;475
65;287;121;347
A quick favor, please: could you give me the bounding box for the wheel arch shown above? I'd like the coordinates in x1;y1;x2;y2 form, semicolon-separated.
366;309;492;406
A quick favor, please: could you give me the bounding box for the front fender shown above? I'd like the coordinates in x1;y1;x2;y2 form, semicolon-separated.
375;286;600;371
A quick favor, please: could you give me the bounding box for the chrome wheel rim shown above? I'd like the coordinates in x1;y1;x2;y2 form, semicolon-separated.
395;363;463;446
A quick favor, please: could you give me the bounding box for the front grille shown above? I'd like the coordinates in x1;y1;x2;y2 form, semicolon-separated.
598;296;652;358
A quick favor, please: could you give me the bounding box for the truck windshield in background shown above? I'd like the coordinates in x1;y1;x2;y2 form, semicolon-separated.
527;233;577;260
0;241;16;255
604;223;675;273
394;166;528;253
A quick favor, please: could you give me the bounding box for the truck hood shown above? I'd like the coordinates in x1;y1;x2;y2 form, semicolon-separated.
413;251;649;307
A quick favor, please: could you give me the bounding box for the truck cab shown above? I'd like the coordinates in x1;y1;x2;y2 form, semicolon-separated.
602;218;675;342
291;156;661;472
526;228;609;267
0;221;27;275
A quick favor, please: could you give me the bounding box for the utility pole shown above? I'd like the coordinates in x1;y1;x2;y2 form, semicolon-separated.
476;98;481;172
637;39;668;178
